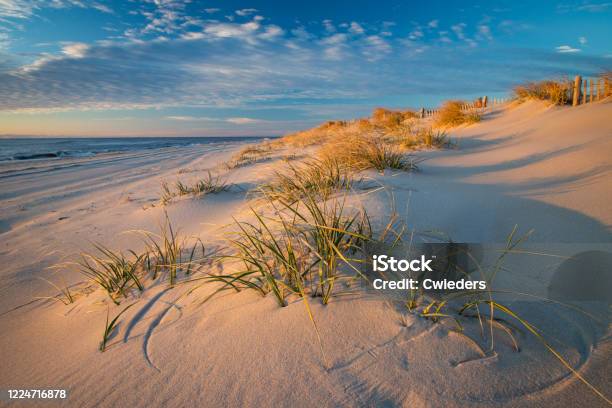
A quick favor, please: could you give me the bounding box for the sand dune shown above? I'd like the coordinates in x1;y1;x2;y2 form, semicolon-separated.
0;101;610;407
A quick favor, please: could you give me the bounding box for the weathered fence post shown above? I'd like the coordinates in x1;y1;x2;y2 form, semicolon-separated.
482;96;488;108
590;79;594;103
596;79;601;101
572;75;582;106
582;79;587;104
420;107;425;119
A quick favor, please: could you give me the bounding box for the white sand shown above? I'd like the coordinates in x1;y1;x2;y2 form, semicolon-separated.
0;101;610;407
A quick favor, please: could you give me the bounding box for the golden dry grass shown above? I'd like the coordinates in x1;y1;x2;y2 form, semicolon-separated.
434;100;481;127
513;79;571;105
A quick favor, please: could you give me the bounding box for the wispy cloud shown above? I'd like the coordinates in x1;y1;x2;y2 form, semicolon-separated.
0;0;112;20
557;1;612;13
556;45;581;53
477;25;493;41
235;8;258;17
451;23;467;40
61;42;89;58
165;116;215;121
348;22;364;35
226;117;263;124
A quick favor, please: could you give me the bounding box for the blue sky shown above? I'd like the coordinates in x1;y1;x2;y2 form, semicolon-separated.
0;0;610;137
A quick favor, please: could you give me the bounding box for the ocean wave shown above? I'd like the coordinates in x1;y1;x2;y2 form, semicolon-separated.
8;151;96;161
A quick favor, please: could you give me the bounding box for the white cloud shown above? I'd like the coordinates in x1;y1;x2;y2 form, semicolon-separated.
259;24;283;40
349;22;364;35
204;8;219;14
61;42;89;58
181;31;205;40
91;3;112;14
322;19;335;33
235;8;257;16
556;45;581;53
165;115;215;121
428;20;438;28
291;26;313;41
204;20;261;40
321;33;347;45
409;28;423;40
451;23;466;40
438;31;452;43
226;117;262;124
478;25;493;41
579;36;587;45
0;0;112;20
577;2;612;11
362;35;391;61
320;33;347;60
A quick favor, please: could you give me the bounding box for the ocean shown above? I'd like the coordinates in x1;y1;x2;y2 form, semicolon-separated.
0;136;271;162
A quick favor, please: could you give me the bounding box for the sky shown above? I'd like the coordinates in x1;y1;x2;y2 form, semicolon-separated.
0;0;610;137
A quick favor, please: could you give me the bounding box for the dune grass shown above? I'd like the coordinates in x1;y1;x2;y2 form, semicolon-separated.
36;277;75;305
319;133;421;172
160;172;229;205
257;158;355;203
434;100;482;127
280;192;371;304
514;79;571;105
224;143;272;169
277;105;451;172
100;303;135;352
160;181;174;205
75;212;204;304
371;107;418;132
137;212;205;286
77;244;145;304
191;172;230;195
220;185;371;306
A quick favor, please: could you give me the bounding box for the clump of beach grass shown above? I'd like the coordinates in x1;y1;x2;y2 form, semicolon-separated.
319;133;420;172
514;79;571;105
256;158;355;203
191;172;230;195
398;128;451;149
371;107;418;132
282;192;371;304
160;172;229;205
224;143;272;169
76;244;145;304
160;181;174;205
136;212;205;286
281;121;347;147
434;100;482;128
218;186;371;306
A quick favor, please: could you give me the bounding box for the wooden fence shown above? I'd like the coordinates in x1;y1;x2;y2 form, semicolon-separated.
419;96;511;118
418;74;610;118
571;75;610;106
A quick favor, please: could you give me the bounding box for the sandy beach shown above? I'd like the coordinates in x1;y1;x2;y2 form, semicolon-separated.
0;99;610;407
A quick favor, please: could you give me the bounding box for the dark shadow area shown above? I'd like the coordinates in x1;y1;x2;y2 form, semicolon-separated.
548;251;612;303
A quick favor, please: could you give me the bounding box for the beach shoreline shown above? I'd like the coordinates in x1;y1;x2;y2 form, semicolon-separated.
0;100;611;407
